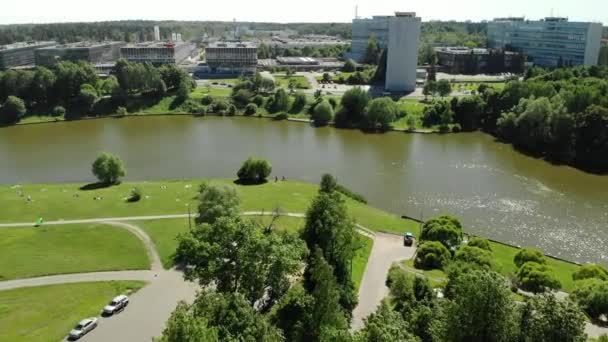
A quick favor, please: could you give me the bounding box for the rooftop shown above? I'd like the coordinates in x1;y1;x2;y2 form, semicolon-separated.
38;41;123;50
208;42;257;48
122;41;189;48
0;41;55;51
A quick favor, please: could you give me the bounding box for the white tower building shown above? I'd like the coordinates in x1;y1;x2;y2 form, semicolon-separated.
385;12;421;92
154;26;160;41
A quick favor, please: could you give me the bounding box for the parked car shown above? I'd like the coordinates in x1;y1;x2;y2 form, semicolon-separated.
403;232;415;247
103;295;129;315
69;317;98;340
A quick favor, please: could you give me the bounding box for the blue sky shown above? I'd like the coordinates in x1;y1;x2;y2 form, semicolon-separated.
1;0;606;25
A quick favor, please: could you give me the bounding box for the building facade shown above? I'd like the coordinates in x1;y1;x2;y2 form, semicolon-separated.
385;12;421;92
435;47;524;74
350;16;391;62
120;42;195;65
488;17;602;67
0;41;56;69
35;41;125;67
205;42;258;73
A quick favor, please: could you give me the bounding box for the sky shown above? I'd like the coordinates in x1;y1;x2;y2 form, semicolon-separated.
1;0;607;25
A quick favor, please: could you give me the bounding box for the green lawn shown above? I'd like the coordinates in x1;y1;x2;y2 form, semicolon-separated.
0;224;149;281
191;87;232;99
274;76;311;90
451;82;506;92
0;281;146;342
391;99;431;131
353;236;374;291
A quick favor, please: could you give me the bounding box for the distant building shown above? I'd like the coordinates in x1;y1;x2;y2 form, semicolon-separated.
205;42;258;73
0;41;56;69
487;17;602;67
35;41;125;67
154;26;161;41
120;42;195;65
435;47;524;74
350;12;421;92
385;12;421;92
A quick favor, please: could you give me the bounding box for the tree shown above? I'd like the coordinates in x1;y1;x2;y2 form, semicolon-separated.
78;84;99;112
420;215;463;250
355;300;417;342
311;100;333;126
386;265;434;318
423;81;436;100
454;245;492;268
415;241;451;270
573;264;608;281
335;87;370;127
1;95;26;124
267;88;290;113
514;248;546;268
364;97;398;131
175;216;306;311
156;301;218;342
30;67;56;105
453;96;486;131
270;284;313;342
572;278;608;320
422;101;453;127
319;174;338;193
468;237;492;251
343;59;357;73
435;270;518;342
195;182;240;225
91;152;126;185
303;181;358;315
364;35;380;65
516;262;561;293
99;75;120;96
244;103;258;116
519;294;586;342
436;79;452;98
52;105;66;117
291;92;307;113
237;157;272;184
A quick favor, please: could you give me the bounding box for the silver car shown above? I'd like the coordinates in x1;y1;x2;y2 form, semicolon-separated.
69;317;98;340
103;295;129;315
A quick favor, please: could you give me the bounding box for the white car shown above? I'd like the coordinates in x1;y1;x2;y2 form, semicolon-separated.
69;317;98;340
103;295;129;315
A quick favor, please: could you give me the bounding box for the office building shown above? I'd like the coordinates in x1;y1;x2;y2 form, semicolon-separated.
488;17;603;67
350;12;421;92
35;41;125;67
120;41;195;64
205;42;258;73
435;46;524;74
154;26;161;41
0;41;56;69
385;12;421;92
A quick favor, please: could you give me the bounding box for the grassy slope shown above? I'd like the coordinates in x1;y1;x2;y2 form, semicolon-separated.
0;224;149;281
0;281;146;342
353;235;374;291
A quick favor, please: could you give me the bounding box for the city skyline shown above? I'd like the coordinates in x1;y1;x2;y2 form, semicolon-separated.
1;0;607;25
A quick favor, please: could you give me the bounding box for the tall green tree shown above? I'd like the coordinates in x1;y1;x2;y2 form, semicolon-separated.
354;300;417;342
335;87;370;127
156;302;219;342
91;152;126;184
364;97;398;131
519;294;586;342
1;95;26;124
311;99;334;126
195;182;240;225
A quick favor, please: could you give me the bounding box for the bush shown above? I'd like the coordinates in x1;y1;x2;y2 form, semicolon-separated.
420;215;463;250
415;241;451;270
1;95;27;124
311;100;333;126
451;124;462;133
252;95;264;107
572;279;608;320
227;104;237;116
116;106;128;116
364;97;399;131
572;264;608;281
335;184;367;204
128;187;142;202
244;103;258;116
237;157;272;184
454;245;492;268
211;99;229;114
517;262;561;293
52;105;66;117
291;92;307;113
468;237;492;251
328;97;338;109
274;113;288;120
343;59;357;72
514;248;546;268
91;152;126;185
201;95;213;105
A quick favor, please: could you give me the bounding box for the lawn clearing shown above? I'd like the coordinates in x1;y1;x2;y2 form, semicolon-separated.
274;75;311;90
0;223;149;280
0;281;146;342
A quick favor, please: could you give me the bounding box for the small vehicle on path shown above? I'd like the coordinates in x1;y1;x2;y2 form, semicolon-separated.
69;317;98;340
403;232;415;247
103;295;129;315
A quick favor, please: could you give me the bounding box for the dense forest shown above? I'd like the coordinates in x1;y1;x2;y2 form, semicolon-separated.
442;65;608;173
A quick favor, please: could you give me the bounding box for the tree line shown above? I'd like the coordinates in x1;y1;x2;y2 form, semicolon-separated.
443;65;608;173
0;59;193;124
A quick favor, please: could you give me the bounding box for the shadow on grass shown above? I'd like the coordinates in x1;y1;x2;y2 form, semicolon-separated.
79;182;120;191
233;179;269;186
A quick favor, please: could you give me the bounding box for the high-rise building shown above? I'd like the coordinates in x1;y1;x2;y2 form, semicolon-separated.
34;41;125;67
0;41;56;69
350;12;421;92
205;42;258;74
154;26;161;41
385;12;421;92
487;17;603;67
120;42;196;65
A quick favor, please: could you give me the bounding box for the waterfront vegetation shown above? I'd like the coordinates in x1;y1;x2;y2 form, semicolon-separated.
0;223;149;280
0;281;146;342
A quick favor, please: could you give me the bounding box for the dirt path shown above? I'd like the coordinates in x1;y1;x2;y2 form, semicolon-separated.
102;221;163;271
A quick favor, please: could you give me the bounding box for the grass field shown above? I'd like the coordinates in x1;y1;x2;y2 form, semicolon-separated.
274;76;311;90
0;281;146;342
0;180;410;235
353;236;374;290
0;223;149;281
391;99;431;130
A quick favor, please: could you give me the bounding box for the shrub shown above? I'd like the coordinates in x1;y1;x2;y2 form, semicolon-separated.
514;248;546;268
451;124;462;133
237;157;272;184
1;95;27;124
128;187;142;202
415;241;451;270
201;95;213;105
454;245;492;268
468;237;492;251
244;103;258;116
252;95;264;107
516;262;561;293
227;104;237;116
116;106;128;116
572;279;608;320
311;100;333;126
364;97;399;131
274;113;288;120
420;215;463;250
211;99;229;114
572;264;608;281
291;92;307;113
52;105;66;117
91;152;126;185
328;97;338;109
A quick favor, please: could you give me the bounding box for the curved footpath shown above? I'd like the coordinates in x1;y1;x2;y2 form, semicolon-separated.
0;213;606;340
